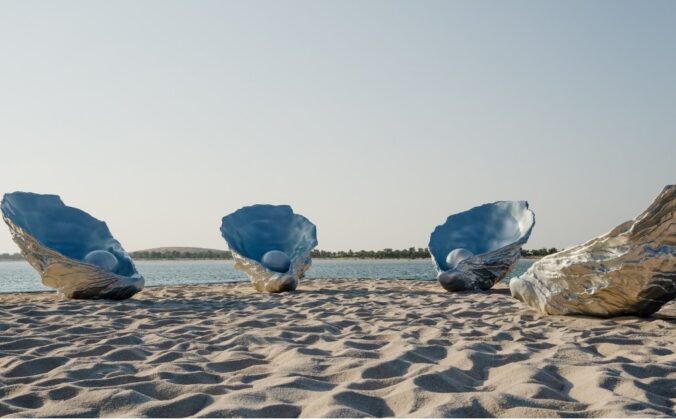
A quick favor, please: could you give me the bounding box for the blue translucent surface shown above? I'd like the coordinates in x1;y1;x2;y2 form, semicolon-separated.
0;259;535;293
220;204;318;263
1;192;136;276
429;201;535;271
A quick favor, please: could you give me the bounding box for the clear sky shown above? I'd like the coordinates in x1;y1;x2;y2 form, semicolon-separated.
0;0;674;254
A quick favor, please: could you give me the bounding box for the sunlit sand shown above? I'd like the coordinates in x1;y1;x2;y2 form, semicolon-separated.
0;279;673;417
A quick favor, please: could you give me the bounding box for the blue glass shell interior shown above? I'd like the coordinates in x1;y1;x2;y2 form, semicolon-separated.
220;205;318;267
1;192;136;276
429;201;535;271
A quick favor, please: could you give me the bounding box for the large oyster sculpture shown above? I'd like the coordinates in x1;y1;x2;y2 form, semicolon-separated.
429;201;535;292
220;204;318;292
1;192;144;300
510;185;675;317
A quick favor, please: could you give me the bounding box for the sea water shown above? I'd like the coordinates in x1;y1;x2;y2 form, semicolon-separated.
0;259;534;294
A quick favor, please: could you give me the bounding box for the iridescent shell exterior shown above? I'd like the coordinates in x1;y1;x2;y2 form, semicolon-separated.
1;192;144;299
220;205;318;292
510;185;675;317
429;201;535;292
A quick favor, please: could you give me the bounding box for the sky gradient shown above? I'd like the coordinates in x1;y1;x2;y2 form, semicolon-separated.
1;0;675;253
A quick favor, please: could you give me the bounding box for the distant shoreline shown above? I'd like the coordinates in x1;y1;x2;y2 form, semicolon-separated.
0;256;543;262
1;247;556;262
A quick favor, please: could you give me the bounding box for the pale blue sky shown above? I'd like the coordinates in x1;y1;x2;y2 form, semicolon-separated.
1;0;674;253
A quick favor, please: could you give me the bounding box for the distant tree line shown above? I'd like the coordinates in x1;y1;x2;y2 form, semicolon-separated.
0;247;560;262
311;248;429;259
311;247;559;259
129;250;233;260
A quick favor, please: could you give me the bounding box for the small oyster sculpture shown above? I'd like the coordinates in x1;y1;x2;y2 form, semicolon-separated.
1;192;144;300
220;204;318;293
510;185;675;317
429;201;535;292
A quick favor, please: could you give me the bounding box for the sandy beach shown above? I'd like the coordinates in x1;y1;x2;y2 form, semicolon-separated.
0;279;674;417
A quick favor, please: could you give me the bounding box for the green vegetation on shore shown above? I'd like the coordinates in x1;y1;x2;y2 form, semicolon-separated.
312;248;430;259
1;247;559;261
312;247;559;259
130;248;232;260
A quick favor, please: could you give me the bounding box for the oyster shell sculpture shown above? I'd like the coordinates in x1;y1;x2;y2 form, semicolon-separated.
429;201;535;292
510;185;676;317
220;205;318;292
1;192;144;300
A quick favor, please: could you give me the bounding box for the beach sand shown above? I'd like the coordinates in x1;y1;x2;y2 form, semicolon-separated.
0;279;674;417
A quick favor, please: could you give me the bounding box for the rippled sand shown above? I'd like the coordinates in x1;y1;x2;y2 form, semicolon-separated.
0;279;674;417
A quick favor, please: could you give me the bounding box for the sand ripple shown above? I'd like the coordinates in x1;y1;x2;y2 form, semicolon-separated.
0;279;674;417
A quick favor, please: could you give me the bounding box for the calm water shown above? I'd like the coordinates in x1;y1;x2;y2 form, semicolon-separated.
0;259;534;294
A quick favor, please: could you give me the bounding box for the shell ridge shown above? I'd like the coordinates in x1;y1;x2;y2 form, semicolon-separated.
1;192;144;300
220;204;318;293
429;200;535;291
